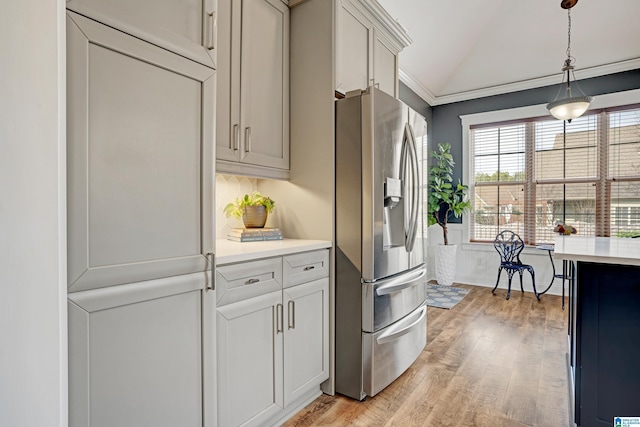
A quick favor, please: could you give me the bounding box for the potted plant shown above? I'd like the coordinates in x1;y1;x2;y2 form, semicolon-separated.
224;191;275;228
427;142;472;286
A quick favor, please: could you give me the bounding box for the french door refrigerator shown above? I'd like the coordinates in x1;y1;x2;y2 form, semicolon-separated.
335;86;428;400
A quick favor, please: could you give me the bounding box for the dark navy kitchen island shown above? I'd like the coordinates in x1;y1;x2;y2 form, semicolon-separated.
555;236;640;427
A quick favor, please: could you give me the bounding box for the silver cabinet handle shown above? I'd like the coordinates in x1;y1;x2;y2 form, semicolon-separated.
244;127;251;153
288;300;295;329
303;265;315;271
276;303;283;333
245;278;260;284
206;11;216;50
232;124;239;150
206;252;215;291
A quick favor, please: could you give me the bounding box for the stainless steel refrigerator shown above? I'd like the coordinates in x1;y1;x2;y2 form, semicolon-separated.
335;86;428;400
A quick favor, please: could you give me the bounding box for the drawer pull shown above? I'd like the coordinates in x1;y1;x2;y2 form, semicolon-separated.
303;265;315;271
245;278;260;284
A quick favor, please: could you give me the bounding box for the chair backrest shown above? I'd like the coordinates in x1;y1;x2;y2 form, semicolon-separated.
493;230;525;264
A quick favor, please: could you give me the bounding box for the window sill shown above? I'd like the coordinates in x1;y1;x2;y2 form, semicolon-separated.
461;241;552;256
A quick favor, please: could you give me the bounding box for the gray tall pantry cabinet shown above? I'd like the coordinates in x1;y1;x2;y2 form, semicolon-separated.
65;1;217;425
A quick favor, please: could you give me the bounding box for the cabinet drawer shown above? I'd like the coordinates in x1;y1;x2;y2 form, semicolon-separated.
283;250;329;288
216;258;282;306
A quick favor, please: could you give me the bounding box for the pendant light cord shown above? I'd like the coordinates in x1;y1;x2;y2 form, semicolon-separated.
566;8;572;61
546;1;593;120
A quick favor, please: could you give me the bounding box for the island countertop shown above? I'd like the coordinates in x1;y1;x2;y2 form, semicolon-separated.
553;235;640;266
216;238;332;265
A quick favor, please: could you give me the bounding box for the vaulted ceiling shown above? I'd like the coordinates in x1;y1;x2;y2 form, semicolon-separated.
377;0;640;106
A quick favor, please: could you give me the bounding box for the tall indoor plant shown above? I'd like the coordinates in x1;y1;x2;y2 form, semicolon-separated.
428;142;471;286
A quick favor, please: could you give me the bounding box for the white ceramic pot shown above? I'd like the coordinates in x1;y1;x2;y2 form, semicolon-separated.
435;244;457;286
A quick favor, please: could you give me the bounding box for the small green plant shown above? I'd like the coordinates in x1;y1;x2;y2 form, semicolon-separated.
224;192;275;219
427;142;472;245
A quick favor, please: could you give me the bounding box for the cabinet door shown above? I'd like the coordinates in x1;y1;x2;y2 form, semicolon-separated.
215;0;240;163
336;0;371;95
68;273;215;427
373;30;398;97
283;278;330;406
67;12;215;292
217;290;284;427
239;0;290;170
216;0;289;177
66;0;217;68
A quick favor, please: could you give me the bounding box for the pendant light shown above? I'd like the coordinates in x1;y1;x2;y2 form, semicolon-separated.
546;0;593;122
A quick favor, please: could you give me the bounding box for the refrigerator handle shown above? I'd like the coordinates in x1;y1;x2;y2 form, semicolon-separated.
376;304;427;344
409;122;421;250
375;267;426;296
400;124;411;247
403;123;420;252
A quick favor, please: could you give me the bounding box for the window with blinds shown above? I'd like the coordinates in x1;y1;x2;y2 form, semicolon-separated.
469;105;640;245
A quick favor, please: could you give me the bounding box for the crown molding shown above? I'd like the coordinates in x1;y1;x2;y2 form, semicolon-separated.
401;57;640;107
355;0;412;48
398;69;436;106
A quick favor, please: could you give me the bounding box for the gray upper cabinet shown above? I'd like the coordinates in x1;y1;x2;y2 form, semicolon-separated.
67;11;215;292
335;0;410;98
216;0;290;179
336;0;371;95
372;30;398;97
66;0;217;68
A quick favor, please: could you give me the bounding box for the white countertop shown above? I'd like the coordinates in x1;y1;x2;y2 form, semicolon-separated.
216;238;332;265
553;236;640;266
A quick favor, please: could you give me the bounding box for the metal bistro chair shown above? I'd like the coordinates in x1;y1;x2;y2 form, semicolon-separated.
492;230;540;301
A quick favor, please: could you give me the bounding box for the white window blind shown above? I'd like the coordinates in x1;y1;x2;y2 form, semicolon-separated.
469;105;640;244
471;124;526;241
609;108;640;237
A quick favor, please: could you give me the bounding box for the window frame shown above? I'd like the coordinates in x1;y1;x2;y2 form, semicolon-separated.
460;88;640;246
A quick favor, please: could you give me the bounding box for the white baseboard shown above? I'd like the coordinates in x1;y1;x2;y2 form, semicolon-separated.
426;225;566;296
270;388;322;427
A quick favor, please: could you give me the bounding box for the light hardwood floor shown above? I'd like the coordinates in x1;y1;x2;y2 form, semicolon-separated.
283;284;570;427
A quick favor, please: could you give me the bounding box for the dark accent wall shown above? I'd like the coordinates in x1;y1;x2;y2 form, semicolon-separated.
399;81;433;145
431;68;640;223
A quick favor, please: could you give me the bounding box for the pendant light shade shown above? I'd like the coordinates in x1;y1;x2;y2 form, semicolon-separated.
547;95;593;121
546;1;593;122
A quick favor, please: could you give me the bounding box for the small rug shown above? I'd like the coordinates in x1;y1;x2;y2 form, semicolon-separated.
426;284;470;309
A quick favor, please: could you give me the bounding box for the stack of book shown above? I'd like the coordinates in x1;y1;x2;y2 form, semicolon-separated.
227;227;283;242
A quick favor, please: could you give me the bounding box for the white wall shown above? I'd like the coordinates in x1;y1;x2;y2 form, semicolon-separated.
0;1;67;426
428;224;566;297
